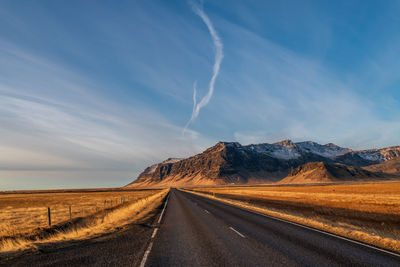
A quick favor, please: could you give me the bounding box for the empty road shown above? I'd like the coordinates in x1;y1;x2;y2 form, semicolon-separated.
144;189;400;266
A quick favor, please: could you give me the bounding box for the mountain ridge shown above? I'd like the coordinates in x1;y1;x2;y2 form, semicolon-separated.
126;140;400;187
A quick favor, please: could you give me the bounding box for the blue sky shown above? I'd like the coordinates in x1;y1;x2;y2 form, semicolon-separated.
1;0;400;190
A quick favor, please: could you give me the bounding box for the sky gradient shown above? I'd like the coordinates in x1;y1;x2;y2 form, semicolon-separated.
1;0;400;190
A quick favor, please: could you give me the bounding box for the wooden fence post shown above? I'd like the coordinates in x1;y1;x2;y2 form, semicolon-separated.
47;207;51;226
69;206;72;219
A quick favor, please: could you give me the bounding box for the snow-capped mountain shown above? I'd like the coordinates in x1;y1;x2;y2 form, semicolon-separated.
243;140;351;160
126;140;400;187
243;140;400;164
295;141;351;159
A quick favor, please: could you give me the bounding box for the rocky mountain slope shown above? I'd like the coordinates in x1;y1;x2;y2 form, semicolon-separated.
279;162;384;184
363;158;400;175
126;140;400;187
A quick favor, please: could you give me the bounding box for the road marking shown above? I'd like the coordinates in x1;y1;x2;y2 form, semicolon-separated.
151;228;158;239
239;207;400;258
139;241;153;267
187;191;400;258
140;193;170;267
204;209;210;214
157;194;169;224
229;226;245;238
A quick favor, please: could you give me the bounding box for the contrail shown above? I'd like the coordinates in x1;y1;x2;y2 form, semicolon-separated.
183;2;223;135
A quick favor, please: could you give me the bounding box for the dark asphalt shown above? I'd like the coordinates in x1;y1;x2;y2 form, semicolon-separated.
145;189;400;267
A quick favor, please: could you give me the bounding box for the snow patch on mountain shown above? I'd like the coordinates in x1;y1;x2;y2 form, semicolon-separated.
146;164;159;175
146;158;183;175
356;151;384;162
296;141;350;159
356;147;400;162
243;140;352;160
245;143;301;160
162;158;183;164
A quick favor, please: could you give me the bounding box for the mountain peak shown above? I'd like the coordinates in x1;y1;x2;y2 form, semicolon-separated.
274;139;295;148
206;141;241;153
325;143;339;147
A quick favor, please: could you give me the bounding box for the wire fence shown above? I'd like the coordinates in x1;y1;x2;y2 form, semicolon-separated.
45;196;129;226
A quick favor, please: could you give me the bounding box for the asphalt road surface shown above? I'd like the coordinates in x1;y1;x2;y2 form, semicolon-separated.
144;189;400;267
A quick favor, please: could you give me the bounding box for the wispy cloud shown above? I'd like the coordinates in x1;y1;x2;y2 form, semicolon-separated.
0;41;213;189
184;2;224;134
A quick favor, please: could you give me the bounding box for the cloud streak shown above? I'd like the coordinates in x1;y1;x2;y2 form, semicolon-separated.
184;2;223;134
0;40;213;189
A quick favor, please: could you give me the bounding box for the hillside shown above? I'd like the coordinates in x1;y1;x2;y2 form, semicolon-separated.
128;142;297;187
279;162;384;184
364;158;400;175
126;140;400;187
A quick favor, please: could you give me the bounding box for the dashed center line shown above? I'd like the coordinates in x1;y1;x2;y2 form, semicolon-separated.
229;227;245;238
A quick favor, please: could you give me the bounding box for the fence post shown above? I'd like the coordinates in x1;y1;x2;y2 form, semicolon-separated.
47;207;51;226
69;205;72;220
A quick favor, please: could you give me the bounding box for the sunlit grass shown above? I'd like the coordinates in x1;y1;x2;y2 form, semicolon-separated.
0;190;158;238
0;189;168;254
192;182;400;214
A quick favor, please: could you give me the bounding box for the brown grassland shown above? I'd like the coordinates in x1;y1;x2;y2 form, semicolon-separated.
0;189;168;255
186;181;400;253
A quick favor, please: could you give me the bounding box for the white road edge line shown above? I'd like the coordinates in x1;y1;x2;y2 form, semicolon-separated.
157;194;170;224
151;228;158;239
182;190;400;258
204;209;210;214
243;206;400;258
139;241;153;267
229;226;245;238
139;193;170;267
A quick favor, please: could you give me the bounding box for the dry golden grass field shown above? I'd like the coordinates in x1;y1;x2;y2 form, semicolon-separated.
192;182;400;214
0;189;167;254
0;189;159;238
187;182;400;252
